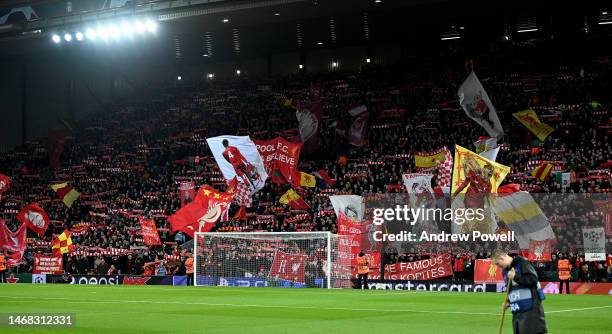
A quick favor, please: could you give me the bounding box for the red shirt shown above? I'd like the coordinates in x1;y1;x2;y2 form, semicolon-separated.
223;146;247;167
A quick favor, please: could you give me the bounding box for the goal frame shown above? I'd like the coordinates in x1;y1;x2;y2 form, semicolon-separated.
193;231;333;289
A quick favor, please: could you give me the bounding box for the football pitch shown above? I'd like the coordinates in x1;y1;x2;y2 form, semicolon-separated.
1;285;611;333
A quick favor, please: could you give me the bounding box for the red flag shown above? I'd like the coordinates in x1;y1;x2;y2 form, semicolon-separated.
315;169;335;187
138;217;162;245
0;173;10;194
474;259;504;283
168;186;234;237
254;137;302;184
48;129;65;175
179;181;196;207
522;239;552;262
0;221;27;253
349;113;368;147
268;250;308;283
16;203;49;237
227;177;253;207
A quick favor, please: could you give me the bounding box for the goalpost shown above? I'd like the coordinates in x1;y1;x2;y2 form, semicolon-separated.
193;232;352;288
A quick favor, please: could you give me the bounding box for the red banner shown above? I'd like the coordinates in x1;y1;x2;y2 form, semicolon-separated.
541;282;612;295
383;254;453;280
474;259;504;283
268;250;308;283
522;239;552;262
168;186;234;237
33;254;63;274
138;217;161;245
254;137;301;184
179;181;196;207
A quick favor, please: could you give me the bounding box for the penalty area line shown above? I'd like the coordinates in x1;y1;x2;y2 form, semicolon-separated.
547;305;612;314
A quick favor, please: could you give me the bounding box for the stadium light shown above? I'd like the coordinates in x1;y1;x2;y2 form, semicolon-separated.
274;13;280;16
366;58;371;63
299;64;304;69
222;18;229;23
52;34;61;43
208;73;214;79
98;26;109;41
331;61;338;68
75;32;84;41
145;20;157;33
517;28;538;33
85;28;97;40
441;36;461;40
135;21;146;34
236;69;241;75
317;41;324;45
109;25;120;40
121;22;134;37
177;76;182;81
64;33;72;42
598;21;612;25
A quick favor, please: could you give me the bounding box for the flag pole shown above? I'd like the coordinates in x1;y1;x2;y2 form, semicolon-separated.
498;281;511;334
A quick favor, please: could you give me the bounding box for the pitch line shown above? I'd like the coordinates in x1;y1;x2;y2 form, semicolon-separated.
3;295;611;316
546;306;612;313
0;295;499;316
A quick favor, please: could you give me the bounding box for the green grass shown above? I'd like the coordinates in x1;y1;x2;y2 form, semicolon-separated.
0;285;611;333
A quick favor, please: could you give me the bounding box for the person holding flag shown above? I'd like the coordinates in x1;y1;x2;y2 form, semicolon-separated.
492;249;547;334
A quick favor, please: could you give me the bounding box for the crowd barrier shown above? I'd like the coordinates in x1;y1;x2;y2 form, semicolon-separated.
4;273;612;294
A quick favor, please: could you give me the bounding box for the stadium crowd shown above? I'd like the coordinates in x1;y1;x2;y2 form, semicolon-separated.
0;41;611;282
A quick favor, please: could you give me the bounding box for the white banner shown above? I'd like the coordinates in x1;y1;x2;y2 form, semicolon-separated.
329;195;363;222
582;227;606;261
206;135;268;192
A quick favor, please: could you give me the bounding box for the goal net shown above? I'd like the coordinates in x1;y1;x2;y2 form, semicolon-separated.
193;232;352;288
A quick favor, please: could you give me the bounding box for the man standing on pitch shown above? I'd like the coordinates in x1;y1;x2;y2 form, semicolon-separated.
356;251;370;290
492;250;547;334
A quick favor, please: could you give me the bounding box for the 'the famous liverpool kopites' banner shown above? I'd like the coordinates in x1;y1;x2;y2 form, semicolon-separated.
383;254;453;280
206;135;268;192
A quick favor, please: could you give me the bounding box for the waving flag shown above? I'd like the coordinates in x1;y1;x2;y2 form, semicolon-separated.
347;104;368;117
16;203;49;237
254;137;302;184
458;72;504;139
296;98;322;155
169;186;234;237
330;195;364;222
179;181;196;207
279;189;310;210
531;161;553;182
291;171;316;188
314;169;335;187
474;136;497;154
513;109;555;141
0;173;10;195
0;220;27;253
207;135;268;192
349;113;368;147
493;184;555;249
50;182;80;208
52;230;75;256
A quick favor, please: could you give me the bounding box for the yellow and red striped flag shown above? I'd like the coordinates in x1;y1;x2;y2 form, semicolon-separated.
52;230;75;256
531;162;553;182
50;182;80;208
279;189;310;210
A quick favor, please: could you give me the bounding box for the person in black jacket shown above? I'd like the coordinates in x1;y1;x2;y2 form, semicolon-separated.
493;250;548;334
